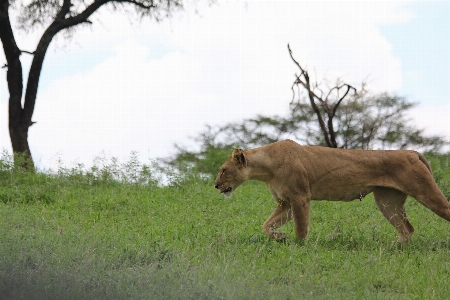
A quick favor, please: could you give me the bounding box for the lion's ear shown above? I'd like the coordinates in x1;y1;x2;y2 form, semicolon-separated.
232;149;247;167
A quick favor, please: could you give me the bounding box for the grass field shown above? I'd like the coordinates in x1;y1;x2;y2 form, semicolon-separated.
0;153;449;299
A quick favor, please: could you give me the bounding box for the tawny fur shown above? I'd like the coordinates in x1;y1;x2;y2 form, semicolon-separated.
214;139;450;242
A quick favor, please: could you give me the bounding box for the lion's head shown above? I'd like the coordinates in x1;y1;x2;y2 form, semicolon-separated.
214;149;248;198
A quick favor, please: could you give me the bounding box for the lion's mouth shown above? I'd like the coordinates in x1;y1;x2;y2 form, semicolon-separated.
218;186;233;198
221;187;232;194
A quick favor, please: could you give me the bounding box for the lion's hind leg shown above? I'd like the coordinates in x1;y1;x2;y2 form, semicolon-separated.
373;187;414;243
405;181;450;222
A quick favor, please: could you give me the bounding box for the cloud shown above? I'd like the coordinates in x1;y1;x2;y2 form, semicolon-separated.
32;40;212;163
409;102;450;142
166;1;408;90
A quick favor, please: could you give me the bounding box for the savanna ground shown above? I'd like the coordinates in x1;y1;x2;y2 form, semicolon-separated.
0;151;450;299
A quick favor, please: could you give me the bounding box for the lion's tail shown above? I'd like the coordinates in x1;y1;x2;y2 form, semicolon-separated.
417;152;432;174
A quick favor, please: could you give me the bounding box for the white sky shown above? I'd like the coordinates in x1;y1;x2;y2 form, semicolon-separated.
0;1;449;169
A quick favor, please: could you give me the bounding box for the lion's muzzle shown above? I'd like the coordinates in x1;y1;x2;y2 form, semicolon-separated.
214;184;231;193
222;187;232;194
214;184;233;197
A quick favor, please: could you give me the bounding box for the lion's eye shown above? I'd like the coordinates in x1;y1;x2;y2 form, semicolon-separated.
221;169;226;176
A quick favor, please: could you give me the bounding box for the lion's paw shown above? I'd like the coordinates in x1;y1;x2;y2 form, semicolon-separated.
273;232;287;242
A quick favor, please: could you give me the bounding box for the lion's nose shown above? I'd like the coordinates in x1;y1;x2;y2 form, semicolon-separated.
214;184;219;189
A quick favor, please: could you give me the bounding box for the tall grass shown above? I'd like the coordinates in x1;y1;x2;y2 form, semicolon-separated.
0;150;449;299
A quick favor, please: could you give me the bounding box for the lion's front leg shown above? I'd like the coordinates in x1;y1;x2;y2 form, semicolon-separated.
262;201;292;241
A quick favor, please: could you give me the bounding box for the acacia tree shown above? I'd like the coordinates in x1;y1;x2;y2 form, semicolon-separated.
0;0;190;169
288;44;445;151
289;90;445;151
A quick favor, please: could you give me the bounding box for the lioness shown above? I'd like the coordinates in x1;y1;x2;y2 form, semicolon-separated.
214;139;450;242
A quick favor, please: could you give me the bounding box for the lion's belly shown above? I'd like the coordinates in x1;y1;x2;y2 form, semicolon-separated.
311;186;374;201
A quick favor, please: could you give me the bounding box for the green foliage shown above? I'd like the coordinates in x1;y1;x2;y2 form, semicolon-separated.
0;149;35;173
16;0;184;32
329;93;444;151
0;150;57;204
75;151;159;186
168;144;234;180
167;92;447;178
1;153;450;299
0;150;159;205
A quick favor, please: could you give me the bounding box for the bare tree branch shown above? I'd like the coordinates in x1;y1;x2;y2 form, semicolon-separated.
331;84;356;118
288;44;334;147
20;50;35;55
55;0;72;21
288;44;359;148
115;0;157;10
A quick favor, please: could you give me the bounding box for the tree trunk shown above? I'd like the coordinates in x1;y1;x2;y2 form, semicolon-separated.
1;0;74;170
0;0;35;169
9;121;35;170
